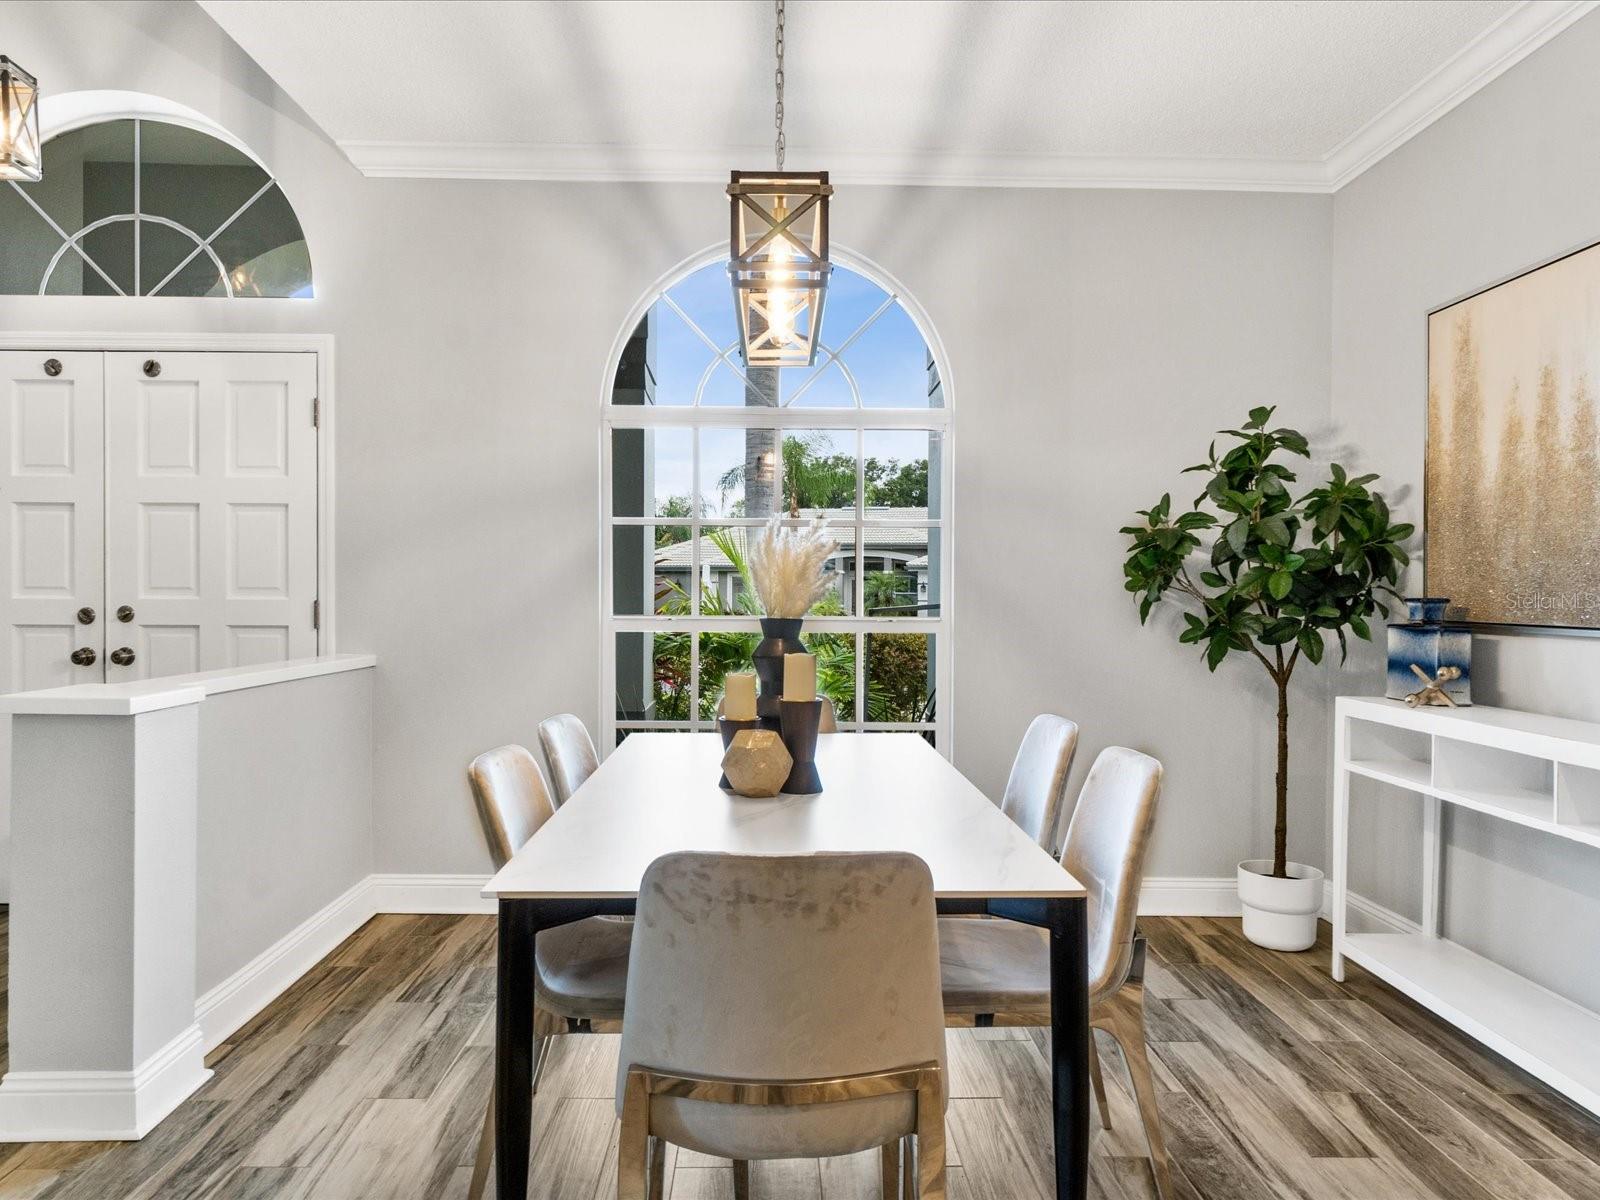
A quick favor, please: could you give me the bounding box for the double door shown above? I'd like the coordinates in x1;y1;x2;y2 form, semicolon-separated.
0;350;320;690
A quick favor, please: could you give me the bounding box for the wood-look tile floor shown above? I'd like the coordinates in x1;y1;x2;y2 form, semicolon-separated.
2;910;1598;1199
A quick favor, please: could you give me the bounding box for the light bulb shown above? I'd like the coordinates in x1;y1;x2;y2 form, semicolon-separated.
765;197;796;345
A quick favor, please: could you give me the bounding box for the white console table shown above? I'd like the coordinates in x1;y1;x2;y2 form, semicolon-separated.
1332;695;1600;1115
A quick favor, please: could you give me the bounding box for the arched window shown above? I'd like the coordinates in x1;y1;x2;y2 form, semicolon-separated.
0;117;311;297
603;253;952;750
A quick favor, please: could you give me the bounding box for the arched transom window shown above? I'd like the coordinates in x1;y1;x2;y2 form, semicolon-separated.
603;256;952;750
0;117;312;297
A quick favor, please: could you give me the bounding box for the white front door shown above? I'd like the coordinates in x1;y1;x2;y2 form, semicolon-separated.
104;351;319;679
0;350;106;898
0;351;106;688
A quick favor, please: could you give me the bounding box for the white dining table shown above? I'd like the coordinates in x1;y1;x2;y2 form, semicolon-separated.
483;732;1092;1199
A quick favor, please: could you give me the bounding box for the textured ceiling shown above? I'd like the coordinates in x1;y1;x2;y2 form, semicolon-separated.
195;0;1586;189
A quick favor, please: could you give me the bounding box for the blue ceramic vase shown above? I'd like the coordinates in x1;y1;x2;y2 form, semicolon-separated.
1386;597;1471;704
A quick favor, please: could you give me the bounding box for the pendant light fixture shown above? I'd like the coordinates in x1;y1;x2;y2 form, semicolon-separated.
728;0;832;368
0;56;42;183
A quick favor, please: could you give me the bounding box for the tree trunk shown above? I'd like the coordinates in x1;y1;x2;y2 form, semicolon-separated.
1274;678;1290;879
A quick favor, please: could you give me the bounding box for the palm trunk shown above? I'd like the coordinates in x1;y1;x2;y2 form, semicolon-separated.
1274;678;1289;878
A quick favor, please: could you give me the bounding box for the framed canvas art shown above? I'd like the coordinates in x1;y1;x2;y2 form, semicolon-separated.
1426;239;1600;631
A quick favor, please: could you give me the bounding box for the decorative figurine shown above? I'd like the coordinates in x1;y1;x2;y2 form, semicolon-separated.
1404;664;1462;708
1387;596;1471;705
720;729;793;798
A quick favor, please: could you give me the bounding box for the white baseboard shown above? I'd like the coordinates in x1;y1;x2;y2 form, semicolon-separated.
0;1024;210;1142
1138;876;1242;916
369;873;495;915
195;878;376;1053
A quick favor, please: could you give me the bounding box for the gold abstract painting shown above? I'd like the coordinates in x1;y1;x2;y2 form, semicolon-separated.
1427;241;1600;629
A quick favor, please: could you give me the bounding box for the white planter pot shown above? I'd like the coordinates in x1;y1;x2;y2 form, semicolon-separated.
1237;860;1324;951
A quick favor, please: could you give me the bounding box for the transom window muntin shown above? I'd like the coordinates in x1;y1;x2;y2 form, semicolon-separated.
0;117;312;298
603;254;952;751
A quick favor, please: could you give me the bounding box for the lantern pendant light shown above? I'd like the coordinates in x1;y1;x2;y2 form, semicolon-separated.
728;0;832;368
0;57;42;183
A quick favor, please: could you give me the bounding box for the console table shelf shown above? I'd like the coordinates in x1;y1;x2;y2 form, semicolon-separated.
1332;696;1600;1116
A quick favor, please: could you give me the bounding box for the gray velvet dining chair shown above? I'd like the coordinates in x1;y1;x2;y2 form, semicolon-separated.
1000;714;1080;851
937;746;1170;1199
464;744;631;1200
616;851;948;1200
538;713;600;807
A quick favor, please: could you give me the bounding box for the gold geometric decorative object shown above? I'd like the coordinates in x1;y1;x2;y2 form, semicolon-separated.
720;728;793;798
0;57;42;183
727;170;832;367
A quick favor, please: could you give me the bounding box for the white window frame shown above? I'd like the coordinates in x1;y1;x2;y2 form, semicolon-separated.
599;246;955;755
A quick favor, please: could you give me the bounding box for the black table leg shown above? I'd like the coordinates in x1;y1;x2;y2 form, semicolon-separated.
496;899;537;1200
1048;895;1091;1200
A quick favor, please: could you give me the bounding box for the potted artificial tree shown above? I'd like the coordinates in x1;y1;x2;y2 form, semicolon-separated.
1122;407;1411;950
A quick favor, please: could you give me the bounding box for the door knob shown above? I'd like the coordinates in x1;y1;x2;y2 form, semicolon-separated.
77;606;96;625
116;605;135;622
109;647;136;666
44;358;62;377
70;647;97;666
143;359;162;378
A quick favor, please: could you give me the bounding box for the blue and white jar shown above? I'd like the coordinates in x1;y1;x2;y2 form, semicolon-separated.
1386;596;1471;704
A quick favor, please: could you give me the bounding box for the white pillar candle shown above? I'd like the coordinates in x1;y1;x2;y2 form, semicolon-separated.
783;652;817;702
724;671;757;721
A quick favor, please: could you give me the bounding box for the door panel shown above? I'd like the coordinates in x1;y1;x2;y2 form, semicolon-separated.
105;352;318;678
1;350;106;902
0;351;106;689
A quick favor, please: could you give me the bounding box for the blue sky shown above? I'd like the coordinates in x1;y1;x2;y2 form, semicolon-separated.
637;261;937;515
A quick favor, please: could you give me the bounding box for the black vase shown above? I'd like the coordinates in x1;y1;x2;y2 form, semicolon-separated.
753;617;804;724
779;699;824;794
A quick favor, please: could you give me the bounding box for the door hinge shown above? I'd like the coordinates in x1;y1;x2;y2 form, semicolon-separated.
312;599;321;631
312;396;320;427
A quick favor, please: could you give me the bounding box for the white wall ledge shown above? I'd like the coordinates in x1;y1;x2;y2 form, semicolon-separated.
0;654;377;716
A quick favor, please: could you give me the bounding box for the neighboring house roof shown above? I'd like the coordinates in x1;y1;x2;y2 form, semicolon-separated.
653;509;930;571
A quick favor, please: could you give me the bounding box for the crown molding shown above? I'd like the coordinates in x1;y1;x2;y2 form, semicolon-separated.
338;139;1333;192
337;0;1596;193
1324;0;1598;191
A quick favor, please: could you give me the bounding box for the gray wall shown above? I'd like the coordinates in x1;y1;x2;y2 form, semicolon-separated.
197;669;373;993
4;0;1332;885
1330;11;1600;1009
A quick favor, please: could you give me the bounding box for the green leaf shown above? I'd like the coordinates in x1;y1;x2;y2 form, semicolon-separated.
1297;629;1324;664
1246;406;1273;430
1268;570;1293;600
1257;514;1291;547
1224;517;1249;555
1206;635;1231;671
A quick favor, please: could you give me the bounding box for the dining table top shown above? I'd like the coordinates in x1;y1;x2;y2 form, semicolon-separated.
483;731;1086;901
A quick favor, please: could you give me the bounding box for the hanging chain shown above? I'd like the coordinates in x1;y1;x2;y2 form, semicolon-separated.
774;0;786;170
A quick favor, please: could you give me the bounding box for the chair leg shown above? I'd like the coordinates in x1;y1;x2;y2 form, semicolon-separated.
1096;991;1173;1200
647;1135;666;1200
733;1157;750;1200
1089;1034;1111;1130
914;1067;945;1200
467;1090;495;1200
880;1140;900;1199
618;1069;650;1200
